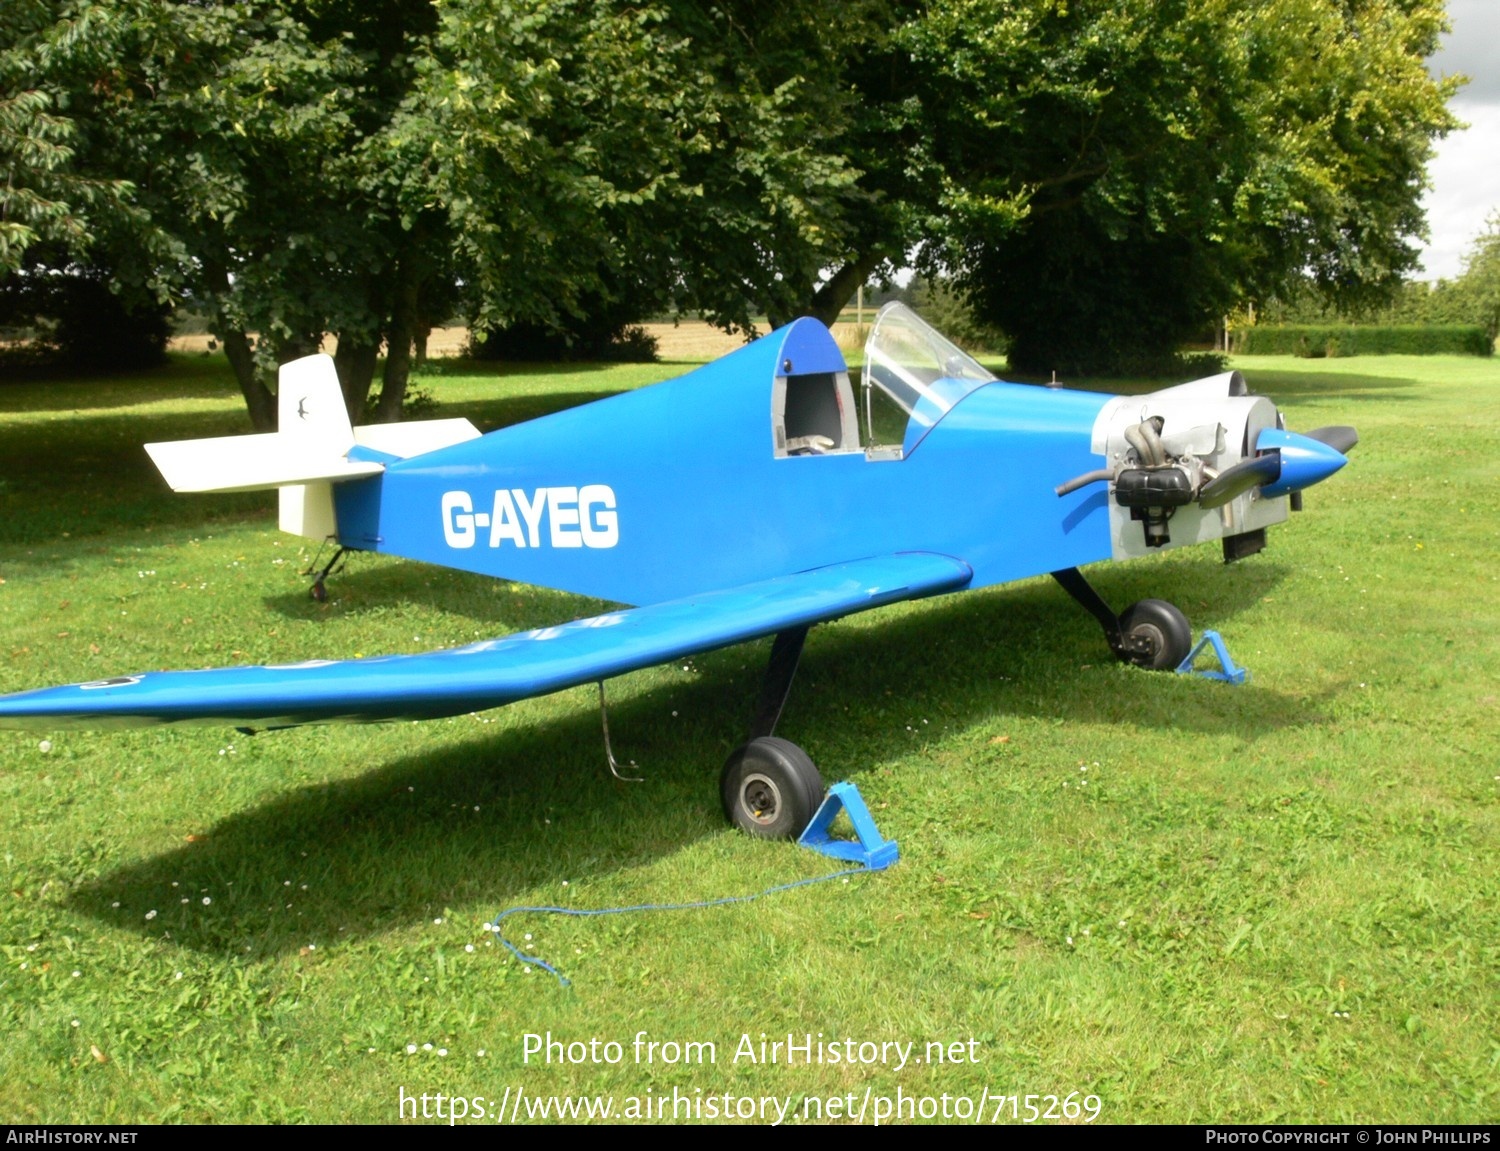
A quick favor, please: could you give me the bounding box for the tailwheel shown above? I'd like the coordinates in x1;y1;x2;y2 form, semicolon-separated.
720;736;823;840
1116;599;1192;670
305;545;347;602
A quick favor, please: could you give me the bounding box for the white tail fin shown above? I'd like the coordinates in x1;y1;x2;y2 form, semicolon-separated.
145;353;481;540
277;354;356;454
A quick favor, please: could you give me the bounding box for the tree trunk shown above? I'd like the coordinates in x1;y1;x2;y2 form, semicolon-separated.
374;262;420;423
221;328;276;431
808;252;885;328
333;337;379;418
202;260;276;430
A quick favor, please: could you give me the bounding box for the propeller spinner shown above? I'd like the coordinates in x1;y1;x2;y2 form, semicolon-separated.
1199;426;1354;509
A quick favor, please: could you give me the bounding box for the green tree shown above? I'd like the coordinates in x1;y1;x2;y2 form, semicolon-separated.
1;10;126;275
4;0;1460;408
5;0;866;421
4;1;459;426
0;253;170;369
429;0;866;336
0;89;114;275
1256;211;1500;347
1433;215;1500;345
897;0;1459;373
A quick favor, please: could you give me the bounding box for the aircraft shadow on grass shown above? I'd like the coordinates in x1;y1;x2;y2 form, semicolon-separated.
259;560;621;632
67;554;1342;958
1216;369;1420;405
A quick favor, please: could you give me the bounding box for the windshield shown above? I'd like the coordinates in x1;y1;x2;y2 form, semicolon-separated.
862;302;996;453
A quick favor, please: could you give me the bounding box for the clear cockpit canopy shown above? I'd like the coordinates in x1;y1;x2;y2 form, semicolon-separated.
861;302;996;455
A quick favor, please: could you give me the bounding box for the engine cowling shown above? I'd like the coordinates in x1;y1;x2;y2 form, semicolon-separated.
1072;371;1346;560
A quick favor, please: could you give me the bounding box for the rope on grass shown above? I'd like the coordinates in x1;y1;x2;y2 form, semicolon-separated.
488;866;873;987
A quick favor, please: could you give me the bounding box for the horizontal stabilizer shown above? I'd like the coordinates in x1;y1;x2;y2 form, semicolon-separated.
145;435;385;493
0;553;973;730
353;419;481;458
147;353;363;493
145;354;480;494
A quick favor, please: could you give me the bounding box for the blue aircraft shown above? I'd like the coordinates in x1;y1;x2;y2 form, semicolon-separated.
0;304;1355;838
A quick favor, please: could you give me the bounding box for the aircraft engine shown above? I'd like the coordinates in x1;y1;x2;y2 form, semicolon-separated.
1057;371;1354;561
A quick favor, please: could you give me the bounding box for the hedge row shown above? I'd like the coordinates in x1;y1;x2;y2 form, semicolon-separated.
1235;324;1493;357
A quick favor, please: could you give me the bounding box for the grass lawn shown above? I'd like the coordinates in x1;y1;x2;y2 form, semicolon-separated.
0;347;1495;1124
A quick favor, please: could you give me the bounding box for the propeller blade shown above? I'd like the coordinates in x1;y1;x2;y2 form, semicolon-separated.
1198;453;1280;509
1302;425;1359;454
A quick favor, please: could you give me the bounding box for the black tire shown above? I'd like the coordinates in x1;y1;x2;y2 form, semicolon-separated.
720;737;824;840
1117;599;1191;670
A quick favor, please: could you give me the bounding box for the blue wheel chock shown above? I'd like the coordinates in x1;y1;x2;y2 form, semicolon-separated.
1176;629;1249;685
798;781;899;870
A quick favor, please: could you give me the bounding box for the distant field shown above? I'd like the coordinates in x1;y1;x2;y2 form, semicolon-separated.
0;349;1495;1124
166;321;873;365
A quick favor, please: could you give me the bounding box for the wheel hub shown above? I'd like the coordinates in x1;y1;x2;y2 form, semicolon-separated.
739;772;782;825
1128;622;1164;659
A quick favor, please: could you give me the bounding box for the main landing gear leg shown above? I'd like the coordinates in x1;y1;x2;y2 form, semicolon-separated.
721;627;824;839
748;626;808;741
1050;567;1192;672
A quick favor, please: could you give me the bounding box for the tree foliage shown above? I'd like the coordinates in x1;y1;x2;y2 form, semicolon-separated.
3;0;867;421
0;0;1463;408
895;0;1460;374
1440;216;1500;345
1259;212;1500;347
3;1;475;423
1;5;123;275
428;0;869;334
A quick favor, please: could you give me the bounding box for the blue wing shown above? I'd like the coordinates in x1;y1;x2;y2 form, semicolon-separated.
0;553;972;730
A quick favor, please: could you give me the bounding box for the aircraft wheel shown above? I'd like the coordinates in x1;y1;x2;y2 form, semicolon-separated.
1117;599;1191;670
720;737;823;840
310;580;327;603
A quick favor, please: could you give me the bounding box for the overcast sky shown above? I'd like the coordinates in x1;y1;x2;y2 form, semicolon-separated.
1416;0;1500;280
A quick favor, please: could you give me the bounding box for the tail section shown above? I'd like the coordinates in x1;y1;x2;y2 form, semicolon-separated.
278;354;357;455
145;355;366;495
144;354;481;541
